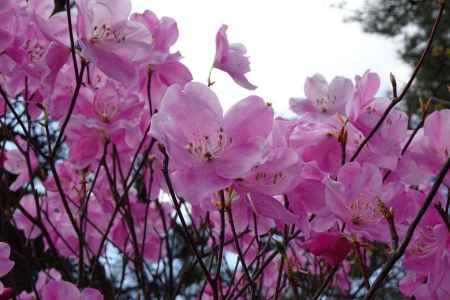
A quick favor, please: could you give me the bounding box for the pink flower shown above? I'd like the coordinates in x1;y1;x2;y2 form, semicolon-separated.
290;74;354;117
401;206;450;299
245;193;298;228
400;272;434;300
224;193;276;234
400;271;450;300
0;0;13;12
347;70;380;120
18;269;61;300
0;242;13;300
237;118;303;196
2;2;69;99
45;65;91;120
350;97;408;170
66;80;145;169
41;279;103;300
304;231;352;266
131;10;179;57
289;115;364;175
41;189;110;258
0;2;16;54
13;194;42;239
213;25;257;90
77;0;159;83
324;162;397;241
287;162;336;233
150;82;273;203
3;145;38;191
337;70;409;170
0;242;14;278
143;56;193;111
112;200;168;261
16;163;112;257
131;10;193;109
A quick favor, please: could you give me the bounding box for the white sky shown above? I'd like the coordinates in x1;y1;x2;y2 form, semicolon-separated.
132;0;410;113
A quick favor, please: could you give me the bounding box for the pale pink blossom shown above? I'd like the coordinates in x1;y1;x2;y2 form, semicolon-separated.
213;25;256;90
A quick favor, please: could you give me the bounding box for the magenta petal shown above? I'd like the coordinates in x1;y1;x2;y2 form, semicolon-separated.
248;193;297;225
151;61;193;108
337;162;382;199
81;288;104;300
0;243;13;277
424;109;450;156
68;133;103;169
0;260;13;278
0;29;13;53
349;70;380;118
224;95;273;145
304;74;328;101
0;243;10;259
152;82;223;142
229;195;253;233
46;42;70;72
81;42;137;84
9;173;28;191
150;82;224;167
213;25;257;90
241;148;302;195
289;98;317;115
328;76;354;113
215;141;264;179
172;166;231;204
0;0;13;12
214;25;229;65
41;280;81;300
304;231;352;266
356;70;380;106
154;17;179;51
324;176;350;221
231;73;257;90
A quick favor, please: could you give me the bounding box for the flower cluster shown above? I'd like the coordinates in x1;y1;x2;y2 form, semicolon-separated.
0;0;448;299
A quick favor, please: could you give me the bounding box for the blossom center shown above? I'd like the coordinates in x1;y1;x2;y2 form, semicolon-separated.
25;39;45;63
91;24;126;43
186;128;231;162
94;95;119;123
411;226;437;256
314;95;336;113
348;194;379;226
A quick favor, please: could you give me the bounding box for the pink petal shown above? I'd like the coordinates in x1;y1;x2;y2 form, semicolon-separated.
223;95;273;145
81;288;104;300
172;166;231;204
81;42;137;84
248;193;297;225
304;74;328;101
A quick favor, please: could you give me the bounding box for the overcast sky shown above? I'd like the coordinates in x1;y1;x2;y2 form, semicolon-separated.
132;0;410;113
